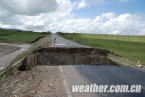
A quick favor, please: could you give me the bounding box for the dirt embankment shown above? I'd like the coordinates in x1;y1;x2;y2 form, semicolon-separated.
19;47;118;71
0;47;119;97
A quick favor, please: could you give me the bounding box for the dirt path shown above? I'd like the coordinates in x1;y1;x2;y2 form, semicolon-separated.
0;66;67;97
0;44;30;71
0;35;67;97
0;44;20;58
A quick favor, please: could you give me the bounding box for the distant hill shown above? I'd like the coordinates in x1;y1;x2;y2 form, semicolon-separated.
0;27;19;31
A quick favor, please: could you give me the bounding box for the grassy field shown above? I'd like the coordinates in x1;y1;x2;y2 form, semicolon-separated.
0;29;51;84
0;30;50;43
58;32;145;65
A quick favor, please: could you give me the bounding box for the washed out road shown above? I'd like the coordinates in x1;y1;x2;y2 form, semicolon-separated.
0;43;31;71
51;33;145;97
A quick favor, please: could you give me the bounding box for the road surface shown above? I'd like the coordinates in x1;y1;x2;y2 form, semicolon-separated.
0;43;31;71
51;33;145;97
50;33;88;48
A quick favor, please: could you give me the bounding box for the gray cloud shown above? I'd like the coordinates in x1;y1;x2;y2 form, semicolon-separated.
0;0;145;35
0;0;57;16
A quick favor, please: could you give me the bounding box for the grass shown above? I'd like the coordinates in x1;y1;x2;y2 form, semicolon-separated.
58;32;145;65
0;30;50;43
0;40;50;84
0;29;51;84
79;34;145;43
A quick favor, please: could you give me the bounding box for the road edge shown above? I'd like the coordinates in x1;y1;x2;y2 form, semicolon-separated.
59;65;73;97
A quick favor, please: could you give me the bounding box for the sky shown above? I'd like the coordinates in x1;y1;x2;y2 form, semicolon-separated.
0;0;145;35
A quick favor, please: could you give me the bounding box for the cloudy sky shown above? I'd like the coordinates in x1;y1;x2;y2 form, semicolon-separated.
0;0;145;35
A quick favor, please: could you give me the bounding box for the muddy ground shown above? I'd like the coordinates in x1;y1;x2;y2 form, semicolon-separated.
0;45;20;58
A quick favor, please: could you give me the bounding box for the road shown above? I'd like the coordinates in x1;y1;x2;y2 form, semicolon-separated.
0;43;31;71
51;33;145;97
50;33;88;48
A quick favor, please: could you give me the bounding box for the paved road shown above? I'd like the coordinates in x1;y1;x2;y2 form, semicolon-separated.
50;33;88;48
0;43;31;71
51;33;145;97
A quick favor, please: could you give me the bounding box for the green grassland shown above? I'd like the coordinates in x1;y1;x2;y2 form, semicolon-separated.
0;29;50;43
58;32;145;65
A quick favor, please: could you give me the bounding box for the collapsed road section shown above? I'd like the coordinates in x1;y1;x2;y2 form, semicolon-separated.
19;47;118;71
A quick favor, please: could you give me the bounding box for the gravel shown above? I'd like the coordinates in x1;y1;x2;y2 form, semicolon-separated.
0;66;67;97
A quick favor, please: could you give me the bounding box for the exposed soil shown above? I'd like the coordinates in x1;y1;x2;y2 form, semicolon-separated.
0;47;119;97
0;66;66;97
19;47;118;71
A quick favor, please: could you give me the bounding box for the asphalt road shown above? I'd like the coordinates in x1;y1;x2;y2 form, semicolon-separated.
51;33;145;97
50;33;88;48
